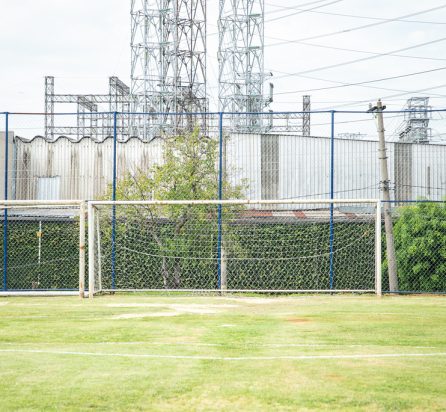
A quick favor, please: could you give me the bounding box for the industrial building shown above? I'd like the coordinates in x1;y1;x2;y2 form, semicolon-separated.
0;133;441;203
1;1;444;203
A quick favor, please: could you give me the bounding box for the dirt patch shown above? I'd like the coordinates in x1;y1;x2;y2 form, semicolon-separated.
326;374;344;381
286;318;311;324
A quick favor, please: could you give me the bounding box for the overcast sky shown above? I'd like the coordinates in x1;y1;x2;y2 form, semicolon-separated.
2;0;446;135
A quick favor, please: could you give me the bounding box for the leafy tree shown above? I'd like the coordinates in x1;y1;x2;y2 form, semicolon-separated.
393;201;446;292
107;128;244;288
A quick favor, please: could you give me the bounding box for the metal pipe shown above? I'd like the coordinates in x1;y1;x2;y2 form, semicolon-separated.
217;112;223;289
89;199;380;206
88;202;95;299
111;112;117;290
0;200;83;206
78;202;86;299
329;110;335;290
375;200;382;297
3;113;9;291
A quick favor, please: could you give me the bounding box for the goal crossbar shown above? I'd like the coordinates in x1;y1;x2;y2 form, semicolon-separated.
90;199;380;206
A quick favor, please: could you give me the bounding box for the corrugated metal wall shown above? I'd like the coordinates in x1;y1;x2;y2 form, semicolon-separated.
14;137;163;200
13;134;446;201
226;134;446;202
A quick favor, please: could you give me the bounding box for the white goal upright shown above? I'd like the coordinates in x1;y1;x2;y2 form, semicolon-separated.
0;200;86;297
88;199;382;297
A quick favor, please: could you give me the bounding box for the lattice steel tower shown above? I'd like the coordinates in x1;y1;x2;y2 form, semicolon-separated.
218;0;272;132
130;0;207;137
398;97;432;143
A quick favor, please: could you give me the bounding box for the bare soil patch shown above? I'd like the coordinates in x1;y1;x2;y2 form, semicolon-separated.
286;318;311;324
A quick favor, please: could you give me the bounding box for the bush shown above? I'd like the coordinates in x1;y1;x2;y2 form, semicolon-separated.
393;202;446;292
3;219;79;290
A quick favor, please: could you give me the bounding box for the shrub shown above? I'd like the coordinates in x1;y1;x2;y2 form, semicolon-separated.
393;202;446;292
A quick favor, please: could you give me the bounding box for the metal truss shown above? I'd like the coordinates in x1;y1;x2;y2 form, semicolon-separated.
41;1;314;140
130;0;207;139
398;97;432;143
218;0;272;132
259;96;311;135
44;76;131;141
302;95;311;137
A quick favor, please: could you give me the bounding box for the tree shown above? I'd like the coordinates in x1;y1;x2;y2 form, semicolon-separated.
108;128;244;289
392;201;446;292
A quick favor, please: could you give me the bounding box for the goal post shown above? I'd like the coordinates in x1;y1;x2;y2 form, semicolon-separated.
0;200;86;297
375;200;382;297
88;199;382;297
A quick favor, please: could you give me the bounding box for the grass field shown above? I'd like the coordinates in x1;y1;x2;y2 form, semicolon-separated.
1;295;446;411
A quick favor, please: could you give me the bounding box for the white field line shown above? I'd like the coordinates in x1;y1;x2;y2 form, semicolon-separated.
0;342;438;349
0;349;446;361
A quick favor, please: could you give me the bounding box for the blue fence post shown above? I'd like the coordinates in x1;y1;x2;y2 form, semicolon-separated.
111;111;118;290
329;111;335;290
3;112;9;291
217;112;224;289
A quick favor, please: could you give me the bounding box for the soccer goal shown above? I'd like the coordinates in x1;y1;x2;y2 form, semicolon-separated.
88;199;382;297
0;201;86;297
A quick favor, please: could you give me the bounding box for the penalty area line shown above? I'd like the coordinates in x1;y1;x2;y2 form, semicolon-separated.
0;349;446;361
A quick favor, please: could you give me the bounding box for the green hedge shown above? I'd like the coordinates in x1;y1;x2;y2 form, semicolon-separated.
98;220;376;291
391;202;446;292
1;219;79;290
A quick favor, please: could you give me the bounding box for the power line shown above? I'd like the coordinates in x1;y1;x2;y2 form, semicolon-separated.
316;82;446;110
309;114;403;126
272;71;446;98
274;100;404;105
273;66;446;95
266;37;446;63
265;0;344;23
272;36;446;79
265;2;446;25
207;0;340;37
273;96;446;105
266;0;341;15
266;4;446;47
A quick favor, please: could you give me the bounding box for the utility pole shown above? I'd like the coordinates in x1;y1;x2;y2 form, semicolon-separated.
368;99;399;292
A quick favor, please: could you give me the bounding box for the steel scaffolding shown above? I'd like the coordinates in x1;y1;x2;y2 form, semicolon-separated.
218;0;272;132
398;97;432;144
130;0;207;138
44;76;131;141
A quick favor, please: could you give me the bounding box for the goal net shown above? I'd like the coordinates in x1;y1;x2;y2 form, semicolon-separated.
0;201;86;296
88;200;381;296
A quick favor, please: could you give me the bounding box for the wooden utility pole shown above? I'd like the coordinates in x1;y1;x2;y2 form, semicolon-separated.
369;100;398;292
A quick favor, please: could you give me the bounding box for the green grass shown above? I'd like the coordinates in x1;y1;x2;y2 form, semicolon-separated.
0;295;446;411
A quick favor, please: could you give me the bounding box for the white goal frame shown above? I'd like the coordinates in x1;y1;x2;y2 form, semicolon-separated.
0;200;87;298
88;199;382;298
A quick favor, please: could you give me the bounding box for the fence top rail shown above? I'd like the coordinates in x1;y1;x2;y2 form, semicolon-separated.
4;109;446;116
90;199;380;207
0;200;84;207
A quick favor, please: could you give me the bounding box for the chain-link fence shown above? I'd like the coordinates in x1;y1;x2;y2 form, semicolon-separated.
3;110;446;203
1;110;446;294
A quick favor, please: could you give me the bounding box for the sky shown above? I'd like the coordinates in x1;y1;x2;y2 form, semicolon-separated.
2;0;446;138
